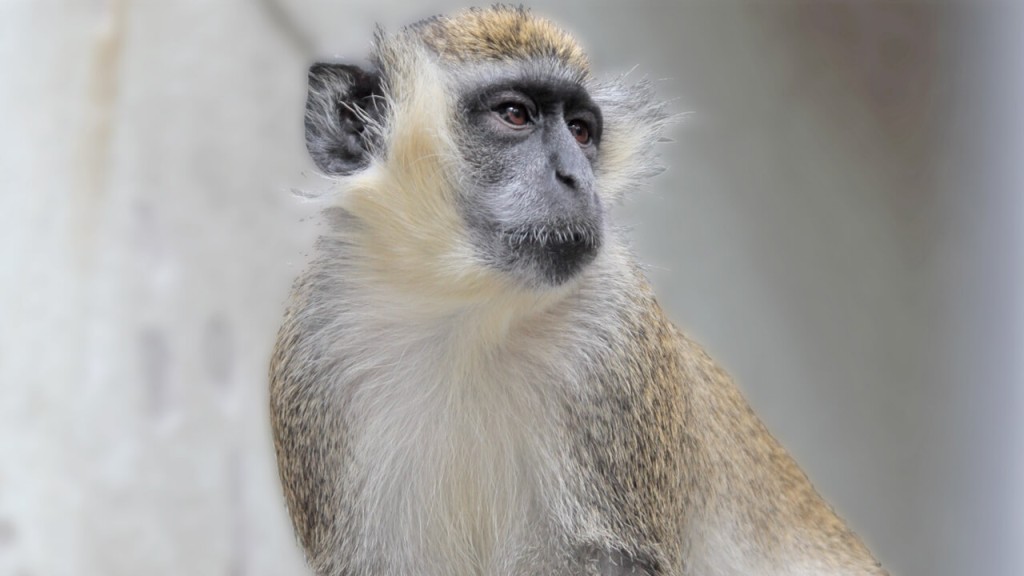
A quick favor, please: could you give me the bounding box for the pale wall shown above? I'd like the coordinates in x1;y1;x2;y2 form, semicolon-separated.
2;2;1021;576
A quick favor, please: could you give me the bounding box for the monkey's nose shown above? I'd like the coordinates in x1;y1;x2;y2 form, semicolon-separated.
555;170;579;190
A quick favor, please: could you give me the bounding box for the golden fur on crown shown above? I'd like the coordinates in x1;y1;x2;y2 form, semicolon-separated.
412;6;590;74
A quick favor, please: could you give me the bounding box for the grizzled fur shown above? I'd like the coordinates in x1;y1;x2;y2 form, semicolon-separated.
413;6;590;73
271;6;887;576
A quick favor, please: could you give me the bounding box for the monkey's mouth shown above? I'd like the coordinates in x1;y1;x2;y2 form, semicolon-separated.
501;224;598;251
499;222;602;285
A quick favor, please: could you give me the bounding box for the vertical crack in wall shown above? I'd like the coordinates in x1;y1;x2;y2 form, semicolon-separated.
0;516;16;548
204;313;234;392
72;0;130;273
138;327;170;420
227;447;246;576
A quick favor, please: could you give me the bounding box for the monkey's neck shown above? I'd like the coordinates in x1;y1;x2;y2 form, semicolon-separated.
313;207;632;344
291;214;642;569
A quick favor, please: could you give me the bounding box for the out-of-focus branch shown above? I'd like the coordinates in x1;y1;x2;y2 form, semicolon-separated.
257;0;315;60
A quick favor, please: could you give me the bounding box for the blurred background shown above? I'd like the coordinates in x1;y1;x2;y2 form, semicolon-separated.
2;1;1022;575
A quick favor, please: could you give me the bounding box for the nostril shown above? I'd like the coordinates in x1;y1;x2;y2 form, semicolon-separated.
556;170;578;190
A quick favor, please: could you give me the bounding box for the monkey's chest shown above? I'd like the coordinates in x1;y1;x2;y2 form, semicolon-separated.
346;374;566;575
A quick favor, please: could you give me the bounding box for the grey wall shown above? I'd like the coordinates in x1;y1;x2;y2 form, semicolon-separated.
2;1;1021;576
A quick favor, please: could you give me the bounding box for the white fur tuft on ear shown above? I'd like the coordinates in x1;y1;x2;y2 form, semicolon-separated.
590;76;675;203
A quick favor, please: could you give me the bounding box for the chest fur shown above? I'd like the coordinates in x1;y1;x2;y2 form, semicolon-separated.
338;325;572;574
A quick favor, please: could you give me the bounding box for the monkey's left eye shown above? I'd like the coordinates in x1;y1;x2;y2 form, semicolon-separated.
567;119;591;145
495;103;531;127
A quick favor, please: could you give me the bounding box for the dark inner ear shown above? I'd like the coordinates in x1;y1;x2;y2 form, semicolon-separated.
304;63;383;175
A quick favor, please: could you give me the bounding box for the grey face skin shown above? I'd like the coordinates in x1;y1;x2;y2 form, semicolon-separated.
303;59;605;288
454;63;605;287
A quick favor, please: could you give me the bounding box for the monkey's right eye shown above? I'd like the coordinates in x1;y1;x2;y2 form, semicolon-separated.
495;103;531;127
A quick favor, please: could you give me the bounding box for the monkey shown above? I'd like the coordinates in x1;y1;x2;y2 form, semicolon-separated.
270;6;888;576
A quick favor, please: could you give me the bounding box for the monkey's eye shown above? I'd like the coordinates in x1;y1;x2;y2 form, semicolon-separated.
495;103;531;127
567;119;591;145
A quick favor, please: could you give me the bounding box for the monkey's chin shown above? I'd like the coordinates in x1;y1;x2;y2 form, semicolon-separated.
500;223;602;288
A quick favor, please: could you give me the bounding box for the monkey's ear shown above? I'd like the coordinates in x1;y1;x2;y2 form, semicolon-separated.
305;63;383;175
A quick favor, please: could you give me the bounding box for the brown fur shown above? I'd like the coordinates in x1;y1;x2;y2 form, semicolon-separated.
413;6;589;74
270;7;888;575
561;267;887;574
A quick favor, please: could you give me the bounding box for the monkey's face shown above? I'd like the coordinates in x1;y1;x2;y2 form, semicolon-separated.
302;13;668;297
454;65;604;288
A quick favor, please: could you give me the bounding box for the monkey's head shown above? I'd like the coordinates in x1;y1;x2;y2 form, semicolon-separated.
304;7;669;299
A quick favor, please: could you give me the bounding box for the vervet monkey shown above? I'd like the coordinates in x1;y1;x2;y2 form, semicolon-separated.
270;7;887;576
